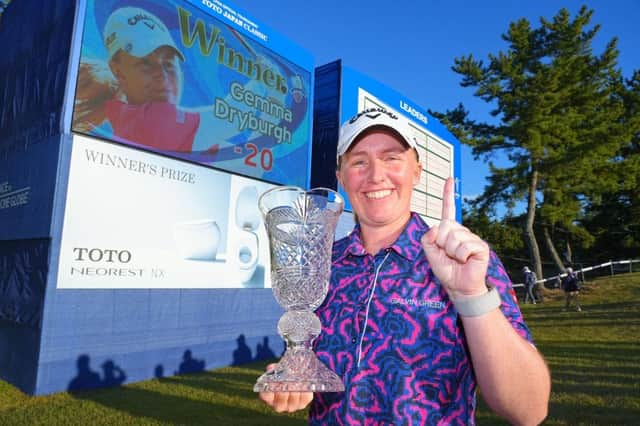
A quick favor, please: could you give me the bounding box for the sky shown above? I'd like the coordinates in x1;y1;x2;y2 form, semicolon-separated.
231;0;640;214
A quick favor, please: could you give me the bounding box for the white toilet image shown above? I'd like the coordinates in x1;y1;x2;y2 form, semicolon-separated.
234;186;261;284
173;220;221;261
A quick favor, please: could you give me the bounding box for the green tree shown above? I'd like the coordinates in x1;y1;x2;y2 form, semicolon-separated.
579;70;640;261
462;199;526;277
433;6;627;278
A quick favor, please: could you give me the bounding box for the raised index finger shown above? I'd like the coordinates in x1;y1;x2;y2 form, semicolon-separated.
441;177;456;221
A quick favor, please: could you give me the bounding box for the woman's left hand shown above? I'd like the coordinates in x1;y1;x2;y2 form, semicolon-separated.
421;177;490;300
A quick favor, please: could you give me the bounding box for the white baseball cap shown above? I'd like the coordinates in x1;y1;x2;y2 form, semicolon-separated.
337;107;419;160
103;7;184;61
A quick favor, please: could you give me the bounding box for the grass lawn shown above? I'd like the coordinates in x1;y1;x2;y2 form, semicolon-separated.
476;272;640;425
1;273;638;425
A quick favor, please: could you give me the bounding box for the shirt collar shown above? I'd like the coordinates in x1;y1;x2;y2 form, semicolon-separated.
338;212;429;260
341;223;367;258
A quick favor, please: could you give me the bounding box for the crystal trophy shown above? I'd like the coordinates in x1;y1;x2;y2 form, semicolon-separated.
253;186;345;392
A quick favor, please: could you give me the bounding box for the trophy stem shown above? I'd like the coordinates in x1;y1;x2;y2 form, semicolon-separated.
253;311;344;393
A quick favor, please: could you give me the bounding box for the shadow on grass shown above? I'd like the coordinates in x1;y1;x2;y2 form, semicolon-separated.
547;399;640;424
545;363;640;378
549;369;640;382
70;359;304;425
550;377;639;396
523;301;640;323
72;385;302;425
158;369;263;399
539;340;639;362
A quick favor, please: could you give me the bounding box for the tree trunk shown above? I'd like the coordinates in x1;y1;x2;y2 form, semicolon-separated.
564;240;573;265
524;170;543;280
543;225;566;272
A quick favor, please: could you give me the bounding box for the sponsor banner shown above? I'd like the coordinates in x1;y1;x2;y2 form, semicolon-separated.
57;134;274;288
0;136;60;240
72;0;312;188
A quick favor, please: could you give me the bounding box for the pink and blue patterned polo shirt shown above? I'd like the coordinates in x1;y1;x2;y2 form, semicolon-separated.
310;213;532;425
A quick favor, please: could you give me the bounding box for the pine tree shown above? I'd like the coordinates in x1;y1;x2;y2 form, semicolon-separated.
579;70;640;261
432;6;627;279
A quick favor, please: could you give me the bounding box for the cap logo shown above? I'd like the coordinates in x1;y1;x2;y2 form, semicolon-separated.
105;32;116;47
127;13;159;31
348;107;398;124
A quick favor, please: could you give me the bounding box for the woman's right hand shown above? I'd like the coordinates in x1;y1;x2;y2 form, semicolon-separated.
258;364;314;413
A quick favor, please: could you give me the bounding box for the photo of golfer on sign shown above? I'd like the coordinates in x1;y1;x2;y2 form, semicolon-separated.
72;0;312;187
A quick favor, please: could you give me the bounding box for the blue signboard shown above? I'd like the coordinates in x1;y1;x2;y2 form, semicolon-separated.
72;0;314;187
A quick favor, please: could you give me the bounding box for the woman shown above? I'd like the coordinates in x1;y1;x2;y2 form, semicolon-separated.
260;108;550;425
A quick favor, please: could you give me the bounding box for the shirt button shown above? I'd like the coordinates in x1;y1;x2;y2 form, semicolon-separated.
351;338;357;344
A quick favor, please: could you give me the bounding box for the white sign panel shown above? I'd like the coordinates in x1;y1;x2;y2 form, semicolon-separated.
57;134;274;288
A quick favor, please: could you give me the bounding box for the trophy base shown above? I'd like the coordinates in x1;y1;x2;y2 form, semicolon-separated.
253;347;344;393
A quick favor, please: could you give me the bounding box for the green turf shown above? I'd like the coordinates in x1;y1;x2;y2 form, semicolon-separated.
476;272;640;425
1;273;638;425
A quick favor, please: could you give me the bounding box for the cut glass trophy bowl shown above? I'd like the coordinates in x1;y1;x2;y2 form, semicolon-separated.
253;186;345;393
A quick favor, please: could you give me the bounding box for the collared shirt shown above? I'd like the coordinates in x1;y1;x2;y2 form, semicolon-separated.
105;100;199;152
310;213;532;425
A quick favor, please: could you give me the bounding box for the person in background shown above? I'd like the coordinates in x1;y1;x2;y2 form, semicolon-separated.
258;108;550;425
562;266;582;312
523;266;538;304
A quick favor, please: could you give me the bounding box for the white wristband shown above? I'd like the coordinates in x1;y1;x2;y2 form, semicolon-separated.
453;285;501;317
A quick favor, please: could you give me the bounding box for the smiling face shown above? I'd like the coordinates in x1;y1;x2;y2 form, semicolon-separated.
109;46;183;105
337;127;422;234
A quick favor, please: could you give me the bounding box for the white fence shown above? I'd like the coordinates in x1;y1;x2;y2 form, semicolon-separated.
512;259;640;288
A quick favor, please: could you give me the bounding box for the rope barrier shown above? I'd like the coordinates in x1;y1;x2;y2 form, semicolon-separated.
512;259;640;288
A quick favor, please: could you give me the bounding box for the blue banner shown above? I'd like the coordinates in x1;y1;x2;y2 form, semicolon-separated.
0;135;61;240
